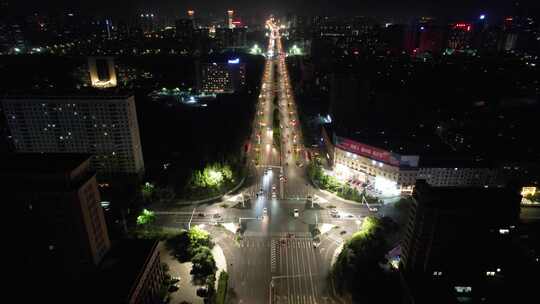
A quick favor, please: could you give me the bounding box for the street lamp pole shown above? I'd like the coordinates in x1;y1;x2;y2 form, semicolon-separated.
188;207;196;230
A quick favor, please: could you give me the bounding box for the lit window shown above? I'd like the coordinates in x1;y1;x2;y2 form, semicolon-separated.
454;286;472;293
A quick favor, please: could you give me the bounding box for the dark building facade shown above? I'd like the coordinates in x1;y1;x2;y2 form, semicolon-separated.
98;240;165;304
401;180;524;303
5;153;111;276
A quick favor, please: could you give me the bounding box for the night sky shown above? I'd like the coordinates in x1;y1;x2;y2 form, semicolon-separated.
7;0;540;20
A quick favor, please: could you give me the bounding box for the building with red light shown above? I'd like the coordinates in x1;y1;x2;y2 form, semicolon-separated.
447;22;473;50
321;126;504;196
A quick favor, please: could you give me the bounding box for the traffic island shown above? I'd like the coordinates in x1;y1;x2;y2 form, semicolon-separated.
231;199;252;209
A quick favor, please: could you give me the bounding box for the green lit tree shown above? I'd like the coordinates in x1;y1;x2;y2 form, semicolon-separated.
141;182;155;203
189;226;212;250
136;209;156;226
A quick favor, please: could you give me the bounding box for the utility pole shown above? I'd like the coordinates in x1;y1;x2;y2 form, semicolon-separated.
188;207;196;230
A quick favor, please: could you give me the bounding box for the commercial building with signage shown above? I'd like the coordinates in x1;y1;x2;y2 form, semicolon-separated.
322;126;503;196
332;134;419;195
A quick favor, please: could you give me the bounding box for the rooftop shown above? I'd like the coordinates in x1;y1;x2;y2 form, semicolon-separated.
0;153;91;174
413;180;521;221
2;87;133;100
326;124;451;157
327;124;501;168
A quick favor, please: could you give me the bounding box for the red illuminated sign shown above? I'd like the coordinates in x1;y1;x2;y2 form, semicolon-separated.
335;137;400;166
454;23;472;32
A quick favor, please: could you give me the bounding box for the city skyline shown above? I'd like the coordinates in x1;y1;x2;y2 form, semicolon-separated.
5;0;540;20
3;3;539;303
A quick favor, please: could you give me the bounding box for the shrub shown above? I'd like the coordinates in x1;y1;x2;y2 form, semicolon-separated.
216;272;229;304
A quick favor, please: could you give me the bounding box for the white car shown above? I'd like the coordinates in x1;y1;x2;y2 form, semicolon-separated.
293;209;299;218
263;207;267;215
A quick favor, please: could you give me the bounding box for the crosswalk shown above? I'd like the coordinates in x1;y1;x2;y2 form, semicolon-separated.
272;238;324;304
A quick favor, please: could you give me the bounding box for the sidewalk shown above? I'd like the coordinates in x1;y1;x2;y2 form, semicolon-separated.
211;245;228;289
158;242;203;304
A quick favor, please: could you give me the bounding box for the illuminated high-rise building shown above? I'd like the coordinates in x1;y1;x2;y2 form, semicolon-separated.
139;13;156;33
227;10;234;29
88;57;117;89
187;10;196;28
1;94;145;177
197;60;246;94
447;22;473;50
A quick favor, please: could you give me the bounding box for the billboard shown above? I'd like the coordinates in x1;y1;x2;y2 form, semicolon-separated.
334;136;418;167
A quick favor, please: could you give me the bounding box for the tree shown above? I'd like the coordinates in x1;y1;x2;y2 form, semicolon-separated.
166;230;191;262
332;216;395;299
141;182;155;203
190;246;216;279
136;209;155;226
189;226;212;250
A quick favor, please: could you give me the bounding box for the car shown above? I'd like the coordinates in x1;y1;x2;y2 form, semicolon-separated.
293;209;299;218
196;287;209;297
169;284;180;292
263;207;267;214
272;192;277;198
197;212;205;217
213;214;221;219
272;185;276;191
170;276;180;283
369;207;378;212
347;214;355;218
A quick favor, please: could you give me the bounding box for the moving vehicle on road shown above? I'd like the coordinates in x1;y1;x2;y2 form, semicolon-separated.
293;209;299;218
263;207;267;215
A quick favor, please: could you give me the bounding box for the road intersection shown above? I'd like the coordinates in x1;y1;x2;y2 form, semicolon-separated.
151;20;376;304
